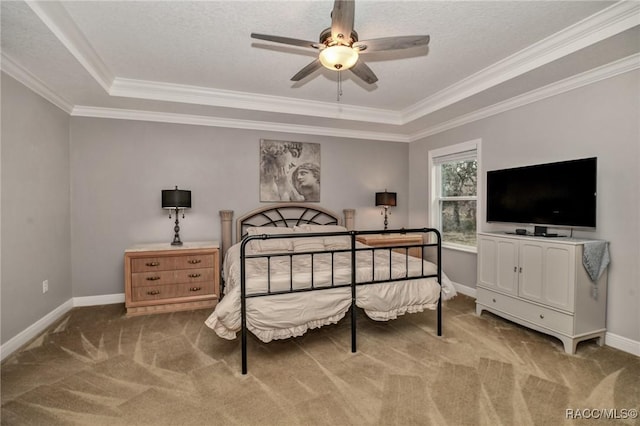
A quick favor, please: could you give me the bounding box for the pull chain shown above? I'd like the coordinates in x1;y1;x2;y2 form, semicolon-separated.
337;71;343;101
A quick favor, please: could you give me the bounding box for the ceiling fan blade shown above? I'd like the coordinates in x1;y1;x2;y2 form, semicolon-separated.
350;59;378;85
331;0;355;43
354;35;430;53
291;59;323;81
251;33;319;49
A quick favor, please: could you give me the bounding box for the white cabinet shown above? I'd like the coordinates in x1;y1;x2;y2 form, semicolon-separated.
476;232;607;354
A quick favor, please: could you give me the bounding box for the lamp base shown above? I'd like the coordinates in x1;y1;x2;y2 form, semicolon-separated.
171;210;183;245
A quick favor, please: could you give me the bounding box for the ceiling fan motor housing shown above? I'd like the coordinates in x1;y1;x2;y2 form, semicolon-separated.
319;27;359;47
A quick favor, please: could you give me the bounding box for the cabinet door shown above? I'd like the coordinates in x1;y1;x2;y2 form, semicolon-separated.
518;242;544;301
542;244;575;311
478;235;518;295
518;241;575;312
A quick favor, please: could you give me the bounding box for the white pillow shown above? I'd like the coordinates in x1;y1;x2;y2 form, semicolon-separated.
294;224;348;234
294;224;349;250
292;237;325;252
324;236;351;250
245;226;294;252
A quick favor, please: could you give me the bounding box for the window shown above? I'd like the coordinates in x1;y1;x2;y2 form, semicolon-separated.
428;140;480;251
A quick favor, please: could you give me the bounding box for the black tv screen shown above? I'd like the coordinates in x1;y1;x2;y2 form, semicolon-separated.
486;157;597;228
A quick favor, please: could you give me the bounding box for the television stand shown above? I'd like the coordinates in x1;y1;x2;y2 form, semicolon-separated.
476;232;608;354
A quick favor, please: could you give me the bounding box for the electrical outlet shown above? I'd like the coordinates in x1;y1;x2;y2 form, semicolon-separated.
42;280;49;294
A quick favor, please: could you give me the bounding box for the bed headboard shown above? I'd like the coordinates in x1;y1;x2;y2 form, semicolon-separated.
219;204;355;258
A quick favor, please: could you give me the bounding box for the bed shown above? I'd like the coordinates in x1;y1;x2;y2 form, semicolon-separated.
205;204;455;374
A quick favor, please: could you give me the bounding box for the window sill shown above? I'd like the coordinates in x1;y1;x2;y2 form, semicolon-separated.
442;243;477;254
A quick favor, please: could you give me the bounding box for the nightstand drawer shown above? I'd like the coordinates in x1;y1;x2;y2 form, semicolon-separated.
132;254;214;272
132;281;215;302
131;267;214;288
174;254;214;270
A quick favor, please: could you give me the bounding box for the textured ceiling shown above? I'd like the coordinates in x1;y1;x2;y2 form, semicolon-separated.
1;1;638;141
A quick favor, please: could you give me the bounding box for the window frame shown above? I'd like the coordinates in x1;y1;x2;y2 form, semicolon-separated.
428;139;482;253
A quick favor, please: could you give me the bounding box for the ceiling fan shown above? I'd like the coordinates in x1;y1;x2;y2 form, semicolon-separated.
250;0;430;85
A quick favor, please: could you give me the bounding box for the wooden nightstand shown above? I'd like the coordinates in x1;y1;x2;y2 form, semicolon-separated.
356;233;424;258
124;241;220;316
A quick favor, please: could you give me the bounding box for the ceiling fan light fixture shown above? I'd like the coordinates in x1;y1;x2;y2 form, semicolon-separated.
319;45;359;71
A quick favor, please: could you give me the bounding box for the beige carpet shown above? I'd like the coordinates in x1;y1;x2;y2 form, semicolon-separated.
1;295;638;425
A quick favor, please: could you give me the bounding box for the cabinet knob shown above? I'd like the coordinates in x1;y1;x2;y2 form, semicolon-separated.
188;273;201;278
147;290;160;295
539;314;544;319
492;298;496;303
146;276;161;281
145;261;160;267
189;287;202;292
188;259;202;264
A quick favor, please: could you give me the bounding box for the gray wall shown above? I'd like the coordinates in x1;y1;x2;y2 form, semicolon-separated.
1;74;71;345
69;118;410;298
409;70;640;342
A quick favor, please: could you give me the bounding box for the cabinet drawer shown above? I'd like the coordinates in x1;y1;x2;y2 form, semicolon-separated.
131;254;214;273
478;287;574;335
131;267;214;288
174;254;214;270
132;281;215;302
131;257;176;273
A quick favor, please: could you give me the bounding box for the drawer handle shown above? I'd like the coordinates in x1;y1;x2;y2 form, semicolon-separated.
146;276;161;281
147;290;160;295
145;262;160;267
188;273;201;278
189;286;202;292
539;314;545;319
188;259;202;264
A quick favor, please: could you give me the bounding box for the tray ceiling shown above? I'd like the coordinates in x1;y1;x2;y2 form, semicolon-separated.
1;1;638;142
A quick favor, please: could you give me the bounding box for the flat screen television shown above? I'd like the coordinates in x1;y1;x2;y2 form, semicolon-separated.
486;157;597;228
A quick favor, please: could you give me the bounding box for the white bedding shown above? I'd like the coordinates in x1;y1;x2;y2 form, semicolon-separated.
205;238;456;342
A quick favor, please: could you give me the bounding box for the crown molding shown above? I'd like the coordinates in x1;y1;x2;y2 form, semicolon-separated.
0;53;73;113
29;1;638;125
25;0;113;92
408;53;640;141
70;106;410;143
401;0;640;124
7;50;635;144
109;78;401;124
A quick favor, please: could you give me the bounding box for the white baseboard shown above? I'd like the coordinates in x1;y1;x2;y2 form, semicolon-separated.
1;293;125;362
453;282;477;298
73;293;125;307
604;332;640;357
0;299;74;362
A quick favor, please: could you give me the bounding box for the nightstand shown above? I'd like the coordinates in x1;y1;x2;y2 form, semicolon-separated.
356;233;424;258
124;241;220;316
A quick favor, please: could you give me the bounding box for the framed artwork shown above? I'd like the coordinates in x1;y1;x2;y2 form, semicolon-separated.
260;139;321;202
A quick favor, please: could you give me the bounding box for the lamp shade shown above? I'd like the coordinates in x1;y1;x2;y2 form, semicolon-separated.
162;186;191;209
375;191;397;207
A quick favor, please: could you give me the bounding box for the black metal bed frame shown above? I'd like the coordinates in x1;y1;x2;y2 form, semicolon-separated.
238;227;442;375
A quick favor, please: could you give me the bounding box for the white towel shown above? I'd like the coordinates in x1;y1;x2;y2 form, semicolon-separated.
582;241;610;282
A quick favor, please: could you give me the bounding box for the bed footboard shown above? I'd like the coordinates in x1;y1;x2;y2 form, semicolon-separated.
239;228;442;375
